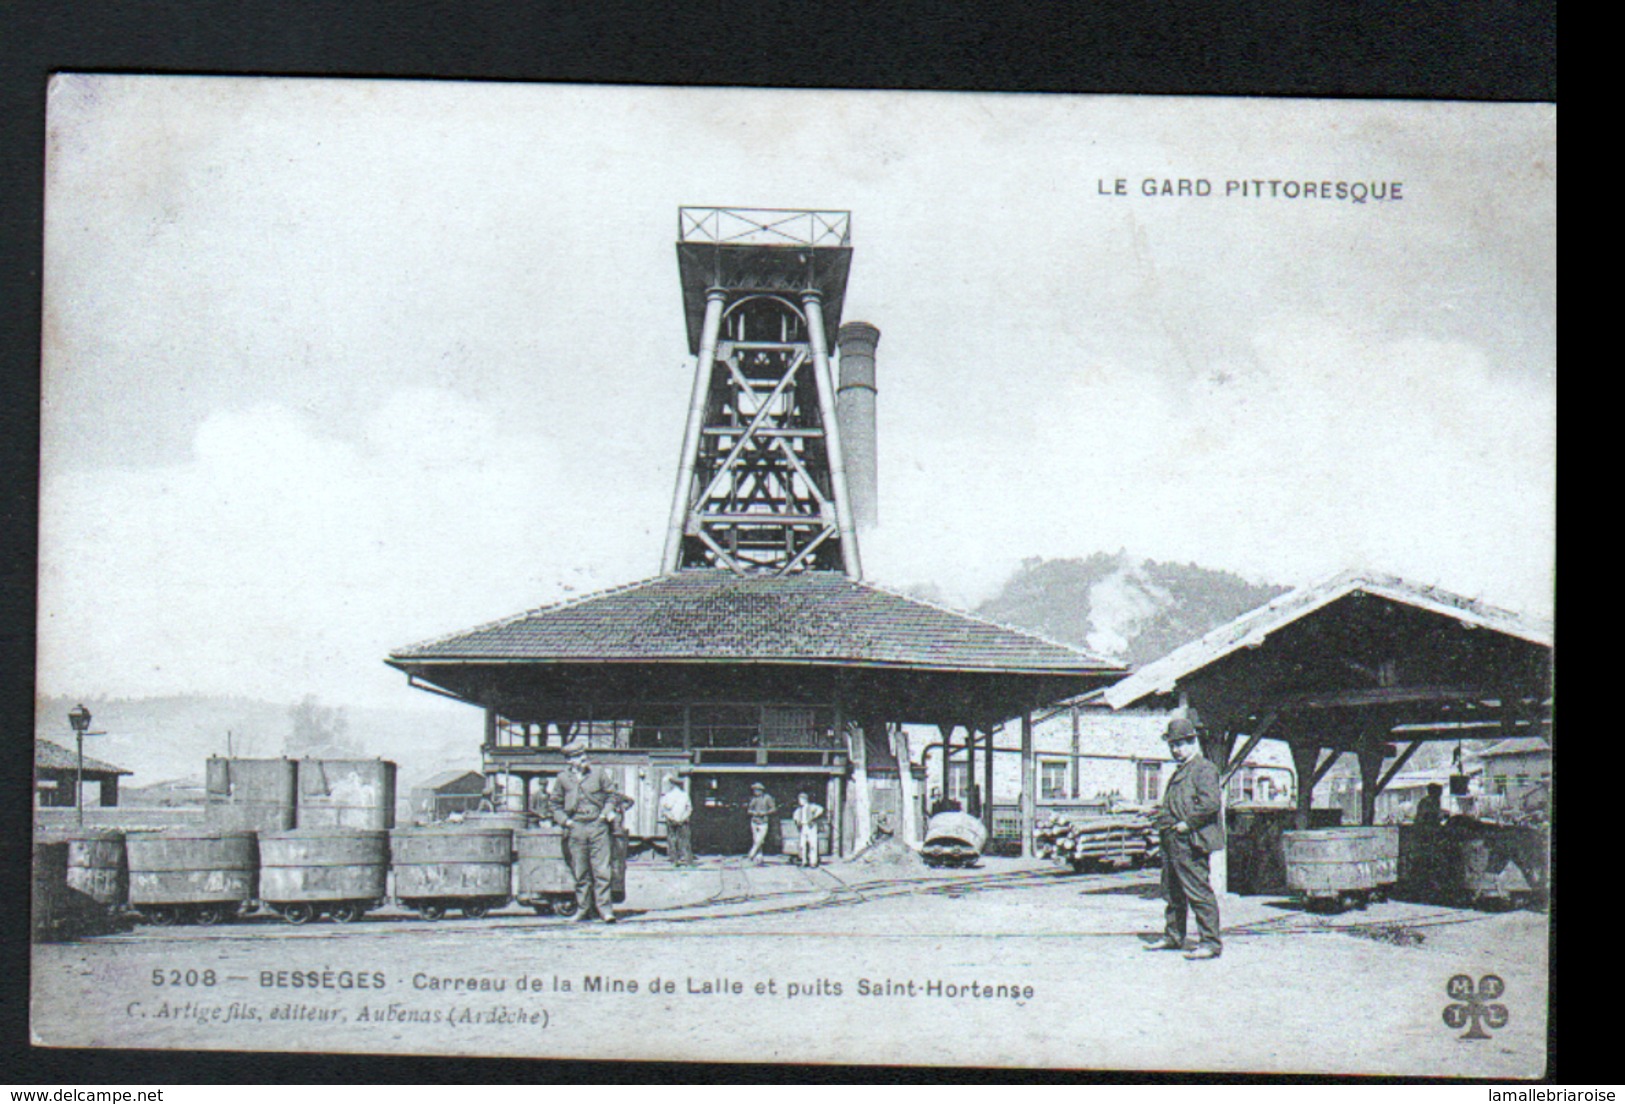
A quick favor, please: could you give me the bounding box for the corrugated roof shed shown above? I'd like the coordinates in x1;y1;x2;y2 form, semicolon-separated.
35;740;132;776
392;571;1121;676
1104;570;1552;709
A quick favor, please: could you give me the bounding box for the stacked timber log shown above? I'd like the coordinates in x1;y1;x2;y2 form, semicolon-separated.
1035;811;1157;869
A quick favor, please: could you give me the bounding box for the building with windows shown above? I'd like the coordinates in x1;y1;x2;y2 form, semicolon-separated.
1477;737;1551;802
913;701;1295;835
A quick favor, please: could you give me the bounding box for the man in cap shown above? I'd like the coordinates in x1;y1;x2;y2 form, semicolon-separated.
744;782;778;865
1412;783;1445;827
543;738;630;922
659;774;695;867
1146;716;1226;960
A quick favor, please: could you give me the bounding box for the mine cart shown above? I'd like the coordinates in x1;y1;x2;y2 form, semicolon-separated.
125;829;258;926
296;757;397;830
389;826;514;920
63;828;130;910
258;828;389;924
32;838;74;941
1457;823;1548;908
205;756;297;833
1281;826;1399;911
33;829;131;939
514;825;628;916
33;834;130;940
921;812;988;868
780;818;832;863
461;810;532;831
1398;821;1548;909
1225;805;1341;895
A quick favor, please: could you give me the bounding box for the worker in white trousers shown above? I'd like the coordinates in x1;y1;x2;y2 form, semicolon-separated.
793;791;825;868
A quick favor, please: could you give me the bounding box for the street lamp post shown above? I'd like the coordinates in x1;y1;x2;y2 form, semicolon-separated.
68;703;93;828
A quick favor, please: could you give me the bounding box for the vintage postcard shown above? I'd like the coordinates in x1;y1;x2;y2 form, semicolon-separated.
32;77;1554;1076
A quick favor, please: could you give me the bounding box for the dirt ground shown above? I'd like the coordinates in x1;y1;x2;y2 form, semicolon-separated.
31;854;1549;1077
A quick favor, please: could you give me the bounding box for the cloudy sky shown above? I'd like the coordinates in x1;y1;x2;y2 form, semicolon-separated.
37;77;1555;710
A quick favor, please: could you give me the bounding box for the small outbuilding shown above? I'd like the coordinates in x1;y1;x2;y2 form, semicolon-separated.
34;740;132;809
406;769;488;822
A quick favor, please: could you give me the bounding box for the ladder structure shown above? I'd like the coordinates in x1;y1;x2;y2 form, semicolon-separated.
662;208;863;578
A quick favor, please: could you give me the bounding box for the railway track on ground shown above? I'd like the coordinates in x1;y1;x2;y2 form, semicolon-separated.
74;860;1504;944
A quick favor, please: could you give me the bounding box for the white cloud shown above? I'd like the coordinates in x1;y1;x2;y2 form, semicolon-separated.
38;392;663;707
865;318;1554;617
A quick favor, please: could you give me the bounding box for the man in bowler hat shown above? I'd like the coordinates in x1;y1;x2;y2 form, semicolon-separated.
543;738;629;922
1146;716;1226;960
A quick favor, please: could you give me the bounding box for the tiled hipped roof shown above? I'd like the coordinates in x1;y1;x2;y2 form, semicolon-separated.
392;571;1121;676
35;740;131;775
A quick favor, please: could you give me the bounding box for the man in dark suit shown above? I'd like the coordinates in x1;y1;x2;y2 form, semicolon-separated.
1145;716;1226;960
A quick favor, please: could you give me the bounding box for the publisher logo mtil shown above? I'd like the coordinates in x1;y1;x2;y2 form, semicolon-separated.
1443;973;1508;1040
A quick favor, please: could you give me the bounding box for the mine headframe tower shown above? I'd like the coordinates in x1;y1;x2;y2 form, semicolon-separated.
663;207;863;579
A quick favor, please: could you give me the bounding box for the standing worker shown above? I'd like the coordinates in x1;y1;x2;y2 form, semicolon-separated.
660;775;695;867
543;739;629;922
745;782;778;865
1145;716;1225;960
792;791;825;868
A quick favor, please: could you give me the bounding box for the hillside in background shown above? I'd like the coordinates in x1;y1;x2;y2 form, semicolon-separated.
33;693;480;792
37;553;1532;795
974;552;1288;668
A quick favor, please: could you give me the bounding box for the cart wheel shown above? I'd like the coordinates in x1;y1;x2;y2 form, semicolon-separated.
462;902;490;920
419;904;445;922
552;897;578;918
194;905;226;926
329;903;362;924
531;902;555;917
147;907;179;927
282;903;315;926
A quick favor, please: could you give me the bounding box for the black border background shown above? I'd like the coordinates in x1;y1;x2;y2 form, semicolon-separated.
4;0;1559;1087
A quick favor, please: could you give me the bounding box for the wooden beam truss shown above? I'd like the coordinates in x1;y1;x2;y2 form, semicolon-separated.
668;326;857;576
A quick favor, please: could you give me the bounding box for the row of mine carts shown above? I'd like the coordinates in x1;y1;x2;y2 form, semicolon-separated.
1271;821;1550;912
33;818;627;937
1026;804;1550;915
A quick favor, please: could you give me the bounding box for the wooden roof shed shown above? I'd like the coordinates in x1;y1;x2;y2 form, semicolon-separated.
1102;570;1552;830
387;570;1126;853
35;740;132;809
